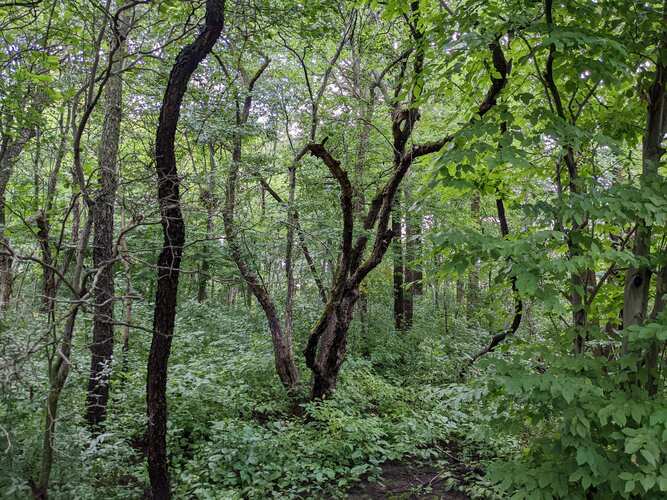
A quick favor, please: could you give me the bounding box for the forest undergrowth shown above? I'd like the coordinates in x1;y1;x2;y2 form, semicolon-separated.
2;300;511;499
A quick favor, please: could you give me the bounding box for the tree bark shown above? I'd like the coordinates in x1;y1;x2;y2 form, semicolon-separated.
219;56;300;390
622;11;665;394
622;40;665;333
86;2;131;429
284;163;297;346
147;3;224;498
544;0;589;352
223;138;300;390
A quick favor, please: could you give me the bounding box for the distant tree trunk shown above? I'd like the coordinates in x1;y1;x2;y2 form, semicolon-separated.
403;182;421;328
284;163;297;346
198;143;217;303
119;202;132;374
35;211;55;314
147;3;224;498
0;126;37;314
467;192;480;317
392;195;405;331
456;279;465;307
351;40;373;346
86;4;131;429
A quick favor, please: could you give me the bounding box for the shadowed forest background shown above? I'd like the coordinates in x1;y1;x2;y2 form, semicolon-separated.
1;0;666;498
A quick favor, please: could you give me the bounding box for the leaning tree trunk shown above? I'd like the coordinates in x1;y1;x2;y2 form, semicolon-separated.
219;56;300;391
86;3;131;429
147;2;224;498
222;134;300;390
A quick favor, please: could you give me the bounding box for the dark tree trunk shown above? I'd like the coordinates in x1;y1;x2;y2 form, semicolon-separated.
462;198;523;373
544;0;590;352
147;3;224;498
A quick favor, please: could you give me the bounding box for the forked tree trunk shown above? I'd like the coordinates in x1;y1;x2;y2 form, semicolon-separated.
147;2;224;497
304;21;510;399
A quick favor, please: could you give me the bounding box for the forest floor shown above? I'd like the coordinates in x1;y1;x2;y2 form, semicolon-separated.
347;459;470;499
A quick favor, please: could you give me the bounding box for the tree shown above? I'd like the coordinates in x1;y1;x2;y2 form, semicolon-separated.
147;1;224;496
86;0;133;430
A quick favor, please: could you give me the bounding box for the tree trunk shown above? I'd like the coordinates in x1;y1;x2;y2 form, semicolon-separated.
467;192;480;317
197;143;217;303
622;21;665;394
86;4;131;429
223;134;299;390
147;3;224;498
456;279;465;307
303;12;508;399
623;49;665;335
284;164;297;346
219;54;298;390
403;182;421;328
392;195;405;331
34;210;92;498
119;202;132;374
0;127;37;314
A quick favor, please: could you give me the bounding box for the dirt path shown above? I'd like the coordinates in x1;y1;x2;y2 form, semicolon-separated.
346;460;470;499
